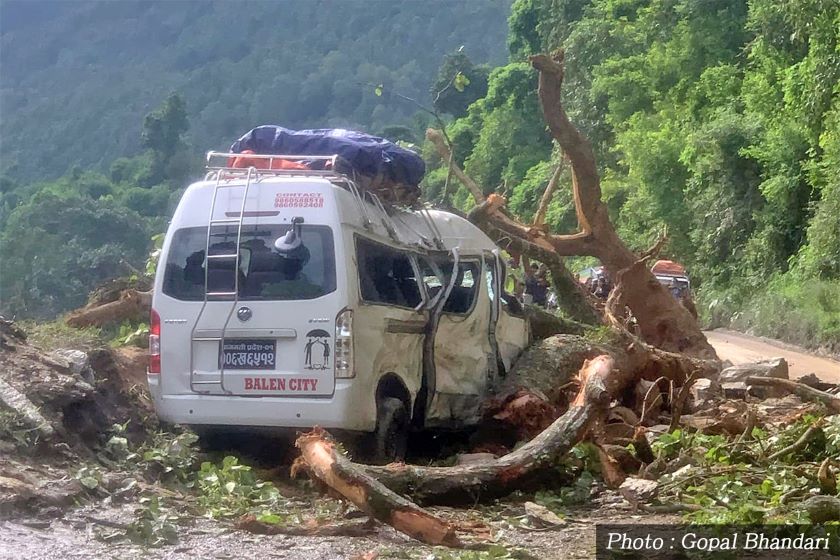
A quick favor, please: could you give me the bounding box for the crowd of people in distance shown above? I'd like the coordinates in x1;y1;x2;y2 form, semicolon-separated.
506;258;558;310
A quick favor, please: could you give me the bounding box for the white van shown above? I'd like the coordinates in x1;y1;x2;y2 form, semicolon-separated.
148;153;530;460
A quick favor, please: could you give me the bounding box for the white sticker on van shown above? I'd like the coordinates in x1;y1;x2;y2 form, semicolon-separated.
274;192;324;208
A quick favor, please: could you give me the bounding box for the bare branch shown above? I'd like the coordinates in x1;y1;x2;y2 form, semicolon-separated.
639;228;669;262
426;128;485;205
529;51;607;236
533;161;564;228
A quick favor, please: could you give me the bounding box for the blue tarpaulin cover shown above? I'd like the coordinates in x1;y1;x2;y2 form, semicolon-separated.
230;126;425;187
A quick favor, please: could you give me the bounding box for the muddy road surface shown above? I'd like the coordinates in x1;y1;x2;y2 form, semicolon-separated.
705;329;840;383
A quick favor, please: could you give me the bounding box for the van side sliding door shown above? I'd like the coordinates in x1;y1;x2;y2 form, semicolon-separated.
424;255;493;427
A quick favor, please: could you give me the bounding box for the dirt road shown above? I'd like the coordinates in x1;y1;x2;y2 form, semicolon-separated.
705;329;840;383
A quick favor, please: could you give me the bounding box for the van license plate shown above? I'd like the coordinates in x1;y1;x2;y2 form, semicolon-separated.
220;339;276;370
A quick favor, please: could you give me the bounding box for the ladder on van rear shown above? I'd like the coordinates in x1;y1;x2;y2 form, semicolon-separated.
188;154;448;393
189;168;256;394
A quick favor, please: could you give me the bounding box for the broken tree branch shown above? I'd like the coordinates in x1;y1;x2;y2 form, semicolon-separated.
426;128;485;206
533;162;564;228
66;289;152;328
306;355;623;506
768;422;823;461
669;372;699;432
747;377;840;414
293;428;462;546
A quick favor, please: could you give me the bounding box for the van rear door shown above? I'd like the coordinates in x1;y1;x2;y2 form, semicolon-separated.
156;179;342;398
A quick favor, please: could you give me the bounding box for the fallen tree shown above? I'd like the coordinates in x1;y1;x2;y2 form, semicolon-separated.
427;49;717;360
289;49;725;545
296;332;719;505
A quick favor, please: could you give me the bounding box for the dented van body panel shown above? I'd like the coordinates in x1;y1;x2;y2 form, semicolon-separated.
496;310;530;373
148;163;530;434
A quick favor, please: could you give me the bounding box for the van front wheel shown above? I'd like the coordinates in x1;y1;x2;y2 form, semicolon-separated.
372;397;408;464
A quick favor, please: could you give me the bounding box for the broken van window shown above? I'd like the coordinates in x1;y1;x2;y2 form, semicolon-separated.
161;225;335;301
416;257;480;314
356;237;422;308
443;261;480;314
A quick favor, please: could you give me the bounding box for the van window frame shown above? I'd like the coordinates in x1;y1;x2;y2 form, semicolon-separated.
354;234;425;312
441;258;482;317
417;254;482;318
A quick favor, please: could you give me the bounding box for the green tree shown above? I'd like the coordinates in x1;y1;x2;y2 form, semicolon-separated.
142;93;190;185
0;192;150;318
431;51;491;118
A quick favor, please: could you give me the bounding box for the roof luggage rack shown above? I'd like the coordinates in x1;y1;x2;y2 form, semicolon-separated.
205;151;348;180
203;151;443;249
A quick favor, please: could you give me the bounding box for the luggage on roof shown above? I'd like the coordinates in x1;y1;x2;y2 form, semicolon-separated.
230;126;425;205
651;260;687;276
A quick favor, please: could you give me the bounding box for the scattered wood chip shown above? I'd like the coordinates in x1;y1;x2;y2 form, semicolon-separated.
524;501;566;528
619;477;659;509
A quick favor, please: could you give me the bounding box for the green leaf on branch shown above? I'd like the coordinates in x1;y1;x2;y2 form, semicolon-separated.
453;71;470;92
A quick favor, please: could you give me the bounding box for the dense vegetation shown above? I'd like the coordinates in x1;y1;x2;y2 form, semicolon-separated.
0;0;510;318
1;0;837;353
0;0;510;181
424;0;839;352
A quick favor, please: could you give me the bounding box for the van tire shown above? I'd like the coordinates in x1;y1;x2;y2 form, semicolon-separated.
373;397;408;464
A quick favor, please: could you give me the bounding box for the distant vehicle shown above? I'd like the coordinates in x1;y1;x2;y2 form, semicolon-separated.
651;259;690;297
148;151;530;462
651;260;697;318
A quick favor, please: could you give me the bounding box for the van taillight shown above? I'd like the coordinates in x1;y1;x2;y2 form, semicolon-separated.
149;308;161;375
334;309;354;378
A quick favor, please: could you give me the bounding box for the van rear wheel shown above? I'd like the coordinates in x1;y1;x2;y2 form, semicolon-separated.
372;397;408;464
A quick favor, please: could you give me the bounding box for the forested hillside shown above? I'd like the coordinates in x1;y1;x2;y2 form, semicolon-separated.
0;0;509;318
1;0;837;353
0;0;510;181
424;0;839;351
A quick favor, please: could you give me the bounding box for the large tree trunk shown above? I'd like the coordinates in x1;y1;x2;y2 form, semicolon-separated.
528;51;714;359
296;336;718;506
293;429;463;546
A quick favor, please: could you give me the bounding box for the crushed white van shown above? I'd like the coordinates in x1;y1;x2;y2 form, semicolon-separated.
148;153;530;460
